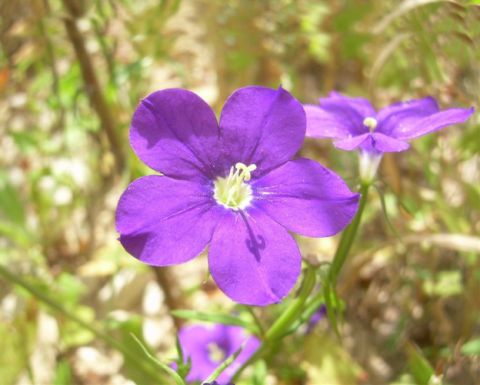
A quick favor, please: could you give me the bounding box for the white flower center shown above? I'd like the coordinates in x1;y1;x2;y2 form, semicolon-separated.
213;162;256;210
363;117;377;131
207;342;226;362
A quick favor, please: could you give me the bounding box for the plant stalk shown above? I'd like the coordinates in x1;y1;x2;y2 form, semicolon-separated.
0;265;164;383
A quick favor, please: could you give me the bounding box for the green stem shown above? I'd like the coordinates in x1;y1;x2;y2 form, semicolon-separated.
329;182;370;284
232;267;316;381
265;267;316;340
322;182;370;335
0;265;165;383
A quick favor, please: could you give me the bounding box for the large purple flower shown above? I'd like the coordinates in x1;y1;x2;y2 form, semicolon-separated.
178;324;259;383
116;86;359;305
305;92;474;153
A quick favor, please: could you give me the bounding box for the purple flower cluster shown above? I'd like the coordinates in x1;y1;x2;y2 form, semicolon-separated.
178;324;259;383
116;86;359;305
116;84;474;382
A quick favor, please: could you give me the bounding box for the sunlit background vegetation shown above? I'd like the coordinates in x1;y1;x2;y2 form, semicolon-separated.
1;0;479;384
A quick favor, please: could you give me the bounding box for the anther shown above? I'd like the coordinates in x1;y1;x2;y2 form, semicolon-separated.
363;117;378;131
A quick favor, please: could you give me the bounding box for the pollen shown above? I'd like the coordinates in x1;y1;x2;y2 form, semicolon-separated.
363;117;378;131
213;162;256;210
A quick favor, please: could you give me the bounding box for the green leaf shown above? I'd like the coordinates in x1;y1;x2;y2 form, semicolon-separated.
203;343;244;384
252;359;268;385
130;333;186;385
53;360;72;385
0;173;25;225
406;343;435;385
107;317;168;385
461;338;480;356
422;270;463;297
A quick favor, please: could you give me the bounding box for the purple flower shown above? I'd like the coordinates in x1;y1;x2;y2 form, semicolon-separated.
203;382;234;385
116;86;359;305
305;92;473;182
178;324;259;383
306;304;327;333
304;92;474;154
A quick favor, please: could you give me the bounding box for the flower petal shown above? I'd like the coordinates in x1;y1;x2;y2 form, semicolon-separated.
208;209;301;306
371;133;410;152
116;176;221;266
216;326;260;383
178;324;260;383
178;325;218;381
391;107;474;140
305;104;359;139
253;158;359;237
376;96;439;136
130;89;222;181
218;86;305;176
333;133;370;151
324;91;377;118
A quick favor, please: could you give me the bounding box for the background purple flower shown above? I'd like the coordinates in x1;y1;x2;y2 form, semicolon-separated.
203;382;234;385
304;92;474;153
178;324;259;383
306;304;327;334
116;86;359;305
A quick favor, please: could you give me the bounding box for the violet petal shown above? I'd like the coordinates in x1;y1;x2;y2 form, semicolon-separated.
116;176;221;266
376;96;439;137
304;104;358;139
324;91;377;118
208;208;301;306
333;133;370;151
130;89;222;182
391;107;474;140
178;324;259;383
218;86;305;177
371;133;410;152
254;158;359;237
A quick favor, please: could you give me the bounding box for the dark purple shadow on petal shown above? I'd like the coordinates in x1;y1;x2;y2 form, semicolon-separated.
208;209;301;306
241;211;266;262
119;232;149;260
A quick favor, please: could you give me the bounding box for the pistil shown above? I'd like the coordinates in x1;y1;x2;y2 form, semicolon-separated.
214;163;256;210
363;117;378;131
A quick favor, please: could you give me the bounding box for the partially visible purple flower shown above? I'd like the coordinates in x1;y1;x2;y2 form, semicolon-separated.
306;304;327;334
178;324;259;383
116;86;360;305
203;382;234;385
305;92;474;153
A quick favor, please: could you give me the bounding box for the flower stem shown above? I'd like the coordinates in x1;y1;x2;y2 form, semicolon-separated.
329;182;370;284
232;267;316;381
265;267;316;340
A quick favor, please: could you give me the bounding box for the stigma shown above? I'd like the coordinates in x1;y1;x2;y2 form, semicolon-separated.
213;162;256;210
363;117;378;131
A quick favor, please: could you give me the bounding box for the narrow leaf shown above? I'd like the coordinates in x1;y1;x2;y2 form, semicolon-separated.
130;333;186;385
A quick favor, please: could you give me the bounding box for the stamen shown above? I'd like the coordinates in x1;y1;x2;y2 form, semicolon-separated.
207;342;226;362
213;162;256;210
235;163;257;181
363;117;378;131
